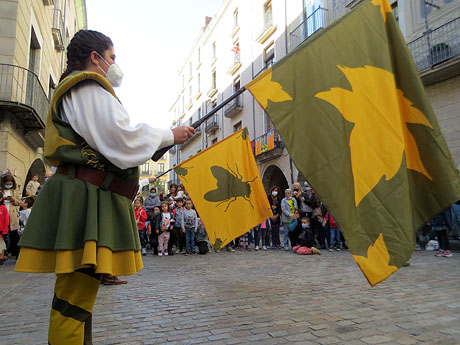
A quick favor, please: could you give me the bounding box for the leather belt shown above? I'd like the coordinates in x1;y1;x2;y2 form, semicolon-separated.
56;165;138;201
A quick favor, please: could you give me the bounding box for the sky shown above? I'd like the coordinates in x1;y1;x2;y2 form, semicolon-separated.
85;0;224;128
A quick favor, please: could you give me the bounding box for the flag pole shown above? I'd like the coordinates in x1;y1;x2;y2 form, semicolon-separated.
151;86;247;162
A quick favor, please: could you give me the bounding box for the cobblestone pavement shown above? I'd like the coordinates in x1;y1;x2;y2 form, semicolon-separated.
1;247;459;345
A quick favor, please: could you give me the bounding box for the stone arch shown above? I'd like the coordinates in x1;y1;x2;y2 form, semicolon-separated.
22;158;46;196
262;164;289;197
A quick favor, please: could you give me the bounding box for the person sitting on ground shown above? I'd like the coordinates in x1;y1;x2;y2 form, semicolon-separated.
292;217;321;255
288;209;303;249
195;216;209;255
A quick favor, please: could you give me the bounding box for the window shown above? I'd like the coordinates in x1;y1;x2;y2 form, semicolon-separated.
212;70;217;89
264;41;274;66
197;47;201;65
189;85;192;105
198;107;202;119
233;8;239;29
212;42;216;60
182;74;185;90
233;78;240;92
211;138;218;145
142;162;149;173
158;163;165;173
233;121;242;132
189;61;192;77
263;1;273;30
197;73;201;93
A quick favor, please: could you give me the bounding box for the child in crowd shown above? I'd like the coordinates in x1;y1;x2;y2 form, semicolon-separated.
319;211;341;251
181;199;198;255
239;232;250;250
150;206;161;255
18;196;34;239
255;219;271;251
288;209;303;248
195;217;210;255
0;192;9;268
134;198;148;256
173;198;186;254
176;184;185;199
156;201;174;256
292;217;321;255
270;202;281;249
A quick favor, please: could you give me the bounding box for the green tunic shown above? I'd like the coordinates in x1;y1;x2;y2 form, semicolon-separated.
19;71;141;252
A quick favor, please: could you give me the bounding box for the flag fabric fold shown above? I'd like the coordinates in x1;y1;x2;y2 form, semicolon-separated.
246;0;460;286
174;128;272;249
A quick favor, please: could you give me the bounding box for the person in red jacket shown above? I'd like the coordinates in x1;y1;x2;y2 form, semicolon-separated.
319;211;342;251
134;198;148;256
0;192;10;268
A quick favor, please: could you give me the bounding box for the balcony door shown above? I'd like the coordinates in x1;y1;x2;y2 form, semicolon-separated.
26;29;40;106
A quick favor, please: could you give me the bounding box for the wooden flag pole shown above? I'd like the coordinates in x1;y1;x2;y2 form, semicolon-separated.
151;86;246;162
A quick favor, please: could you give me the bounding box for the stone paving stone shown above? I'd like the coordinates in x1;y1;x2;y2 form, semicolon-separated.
1;250;460;344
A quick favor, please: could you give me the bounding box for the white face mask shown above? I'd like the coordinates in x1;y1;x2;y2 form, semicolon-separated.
301;223;309;229
96;53;124;87
272;191;278;196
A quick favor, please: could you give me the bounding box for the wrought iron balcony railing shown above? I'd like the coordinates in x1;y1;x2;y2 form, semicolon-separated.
289;7;330;53
224;94;243;118
252;130;284;161
0;64;48;131
205;114;219;133
408;16;460;71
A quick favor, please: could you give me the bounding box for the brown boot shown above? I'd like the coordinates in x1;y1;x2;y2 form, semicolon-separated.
101;274;128;285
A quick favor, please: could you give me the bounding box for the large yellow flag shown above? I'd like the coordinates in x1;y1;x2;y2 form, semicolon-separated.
174;128;272;249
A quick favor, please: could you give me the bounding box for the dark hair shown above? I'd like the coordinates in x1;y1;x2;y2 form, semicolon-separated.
169;184;177;192
2;174;17;189
150;187;157;193
23;196;35;208
134;198;143;205
59;30;113;82
175;197;183;203
0;192;3;205
270;185;280;193
160;201;170;210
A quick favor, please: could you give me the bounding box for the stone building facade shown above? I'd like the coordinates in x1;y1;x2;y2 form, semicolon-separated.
168;0;460;193
0;0;86;194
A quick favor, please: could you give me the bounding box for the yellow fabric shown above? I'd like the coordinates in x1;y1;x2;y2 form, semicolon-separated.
45;71;118;165
49;309;85;345
54;271;100;312
245;67;292;108
267;131;275;151
15;241;143;276
175;128;272;248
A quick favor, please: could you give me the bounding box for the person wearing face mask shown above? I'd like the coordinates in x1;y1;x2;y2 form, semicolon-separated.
144;186;161;220
1;174;20;260
15;30;194;344
268;185;281;206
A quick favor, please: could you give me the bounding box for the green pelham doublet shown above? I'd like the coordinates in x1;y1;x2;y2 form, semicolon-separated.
16;71;143;276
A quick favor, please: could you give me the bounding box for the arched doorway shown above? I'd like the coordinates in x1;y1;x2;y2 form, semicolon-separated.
23;158;46;196
262;165;289;198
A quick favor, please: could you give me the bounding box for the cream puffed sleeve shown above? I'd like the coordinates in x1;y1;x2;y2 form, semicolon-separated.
61;82;174;170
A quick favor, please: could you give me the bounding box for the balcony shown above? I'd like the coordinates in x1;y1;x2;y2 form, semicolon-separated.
52;9;65;51
252;130;285;163
205;114;219;133
224;94;243;118
227;51;241;76
289;7;329;53
408;17;460;85
256;10;277;44
0;64;48;133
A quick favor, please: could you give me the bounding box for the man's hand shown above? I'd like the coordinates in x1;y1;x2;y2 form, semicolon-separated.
172;126;195;144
